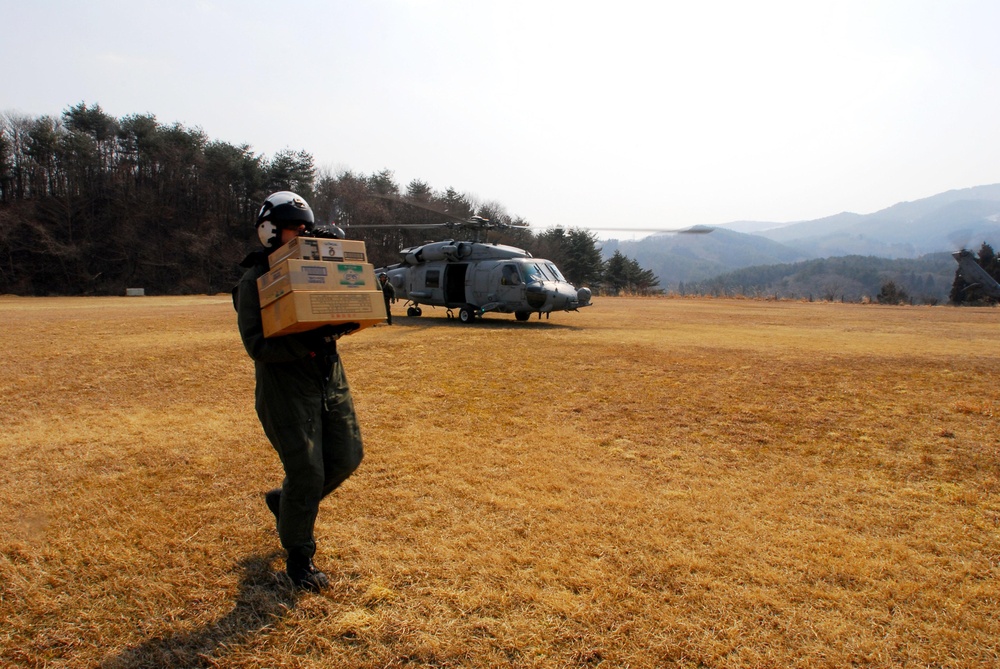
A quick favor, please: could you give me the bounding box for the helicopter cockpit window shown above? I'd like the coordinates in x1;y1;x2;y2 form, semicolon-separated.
545;263;566;282
501;264;521;285
425;269;440;289
523;263;545;283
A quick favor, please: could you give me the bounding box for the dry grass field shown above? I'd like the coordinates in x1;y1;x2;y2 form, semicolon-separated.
1;295;998;668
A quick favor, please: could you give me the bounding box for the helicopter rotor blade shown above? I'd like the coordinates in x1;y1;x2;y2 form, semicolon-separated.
371;194;531;231
589;225;714;234
372;193;472;223
344;222;453;230
370;192;707;236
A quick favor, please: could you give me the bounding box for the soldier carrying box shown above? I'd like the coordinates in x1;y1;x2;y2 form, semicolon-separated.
232;191;364;592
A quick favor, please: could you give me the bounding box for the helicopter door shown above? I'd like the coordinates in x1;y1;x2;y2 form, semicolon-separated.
496;263;524;306
443;264;469;306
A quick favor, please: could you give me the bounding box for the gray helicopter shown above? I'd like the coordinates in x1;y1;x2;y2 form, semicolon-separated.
382;231;589;323
347;196;711;323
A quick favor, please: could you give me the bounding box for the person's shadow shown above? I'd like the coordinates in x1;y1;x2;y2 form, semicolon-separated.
101;551;299;668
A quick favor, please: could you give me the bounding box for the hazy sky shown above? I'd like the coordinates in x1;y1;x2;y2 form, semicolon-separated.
4;0;999;233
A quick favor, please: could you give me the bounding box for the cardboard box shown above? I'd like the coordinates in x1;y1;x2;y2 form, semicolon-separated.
262;290;387;337
258;259;379;307
269;236;368;268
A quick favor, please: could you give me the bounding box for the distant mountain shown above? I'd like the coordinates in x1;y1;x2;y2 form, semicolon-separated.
601;227;810;288
754;184;1000;257
600;184;1000;289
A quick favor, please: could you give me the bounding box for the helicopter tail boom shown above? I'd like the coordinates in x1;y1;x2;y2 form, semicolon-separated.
953;250;1000;299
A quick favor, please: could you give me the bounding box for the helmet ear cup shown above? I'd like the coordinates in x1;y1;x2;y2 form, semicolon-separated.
257;219;279;249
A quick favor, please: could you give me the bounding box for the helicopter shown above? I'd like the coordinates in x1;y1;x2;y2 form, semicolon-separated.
343;195;712;323
952;248;1000;300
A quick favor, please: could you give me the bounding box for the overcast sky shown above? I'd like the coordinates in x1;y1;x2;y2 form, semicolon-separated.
3;0;999;234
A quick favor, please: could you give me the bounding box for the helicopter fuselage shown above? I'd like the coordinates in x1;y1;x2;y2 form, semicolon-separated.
378;240;592;322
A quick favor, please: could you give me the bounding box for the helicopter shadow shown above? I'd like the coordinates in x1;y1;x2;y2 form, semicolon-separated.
100;550;298;669
390;315;583;332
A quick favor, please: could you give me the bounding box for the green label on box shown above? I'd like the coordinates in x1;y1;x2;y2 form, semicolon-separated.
338;264;367;287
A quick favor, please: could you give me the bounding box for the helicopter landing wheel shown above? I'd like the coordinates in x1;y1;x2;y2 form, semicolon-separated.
407;306;422;317
515;311;531;322
458;306;477;324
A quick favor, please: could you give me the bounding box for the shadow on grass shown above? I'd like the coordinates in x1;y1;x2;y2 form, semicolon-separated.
101;551;298;669
389;313;583;331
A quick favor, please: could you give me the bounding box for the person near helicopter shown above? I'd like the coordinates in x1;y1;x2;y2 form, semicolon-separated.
379;272;396;325
501;264;522;286
232;190;364;592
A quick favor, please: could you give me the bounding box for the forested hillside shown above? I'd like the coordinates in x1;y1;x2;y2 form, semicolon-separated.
684;248;1000;306
684;254;955;303
0;103;627;296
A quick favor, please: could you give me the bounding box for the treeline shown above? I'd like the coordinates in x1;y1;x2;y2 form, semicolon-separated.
0;103;655;296
683;248;999;305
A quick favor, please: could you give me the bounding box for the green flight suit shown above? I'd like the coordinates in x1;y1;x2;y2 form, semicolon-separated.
234;251;364;560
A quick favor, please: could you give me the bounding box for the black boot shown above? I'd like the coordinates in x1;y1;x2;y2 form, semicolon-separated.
286;550;330;592
264;488;281;531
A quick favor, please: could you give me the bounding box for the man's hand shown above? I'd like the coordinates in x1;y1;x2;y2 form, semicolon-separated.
301;323;359;354
326;322;360;338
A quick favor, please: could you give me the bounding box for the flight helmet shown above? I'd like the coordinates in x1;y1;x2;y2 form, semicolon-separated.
256;191;314;250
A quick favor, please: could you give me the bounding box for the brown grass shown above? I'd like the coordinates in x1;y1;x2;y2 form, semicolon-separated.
1;295;998;668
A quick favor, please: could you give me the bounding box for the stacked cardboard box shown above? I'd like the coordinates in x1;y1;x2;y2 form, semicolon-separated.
259;237;386;337
268;237;369;267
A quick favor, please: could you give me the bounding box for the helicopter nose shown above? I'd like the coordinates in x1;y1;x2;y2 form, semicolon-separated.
530;282;586;311
549;284;580;310
550;291;570;309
